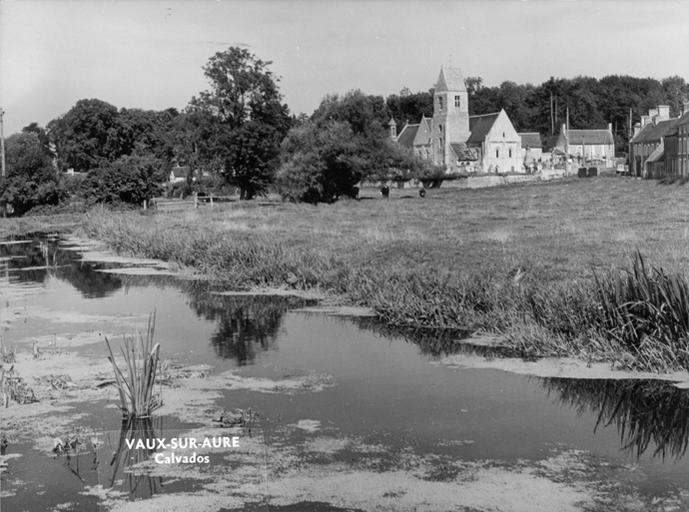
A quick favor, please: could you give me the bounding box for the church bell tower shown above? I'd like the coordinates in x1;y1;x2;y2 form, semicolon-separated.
431;67;470;167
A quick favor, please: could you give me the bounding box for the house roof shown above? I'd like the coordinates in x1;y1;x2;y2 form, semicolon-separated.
170;166;189;178
450;142;478;161
467;112;500;145
518;132;542;149
397;123;420;149
435;67;467;92
566;129;614;145
631;118;679;144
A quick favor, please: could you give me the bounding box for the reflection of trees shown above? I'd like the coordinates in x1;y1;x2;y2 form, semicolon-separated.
541;378;689;460
0;238;125;297
186;290;309;365
352;317;480;357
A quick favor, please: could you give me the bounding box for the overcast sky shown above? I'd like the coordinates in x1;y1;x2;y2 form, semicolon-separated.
1;0;688;134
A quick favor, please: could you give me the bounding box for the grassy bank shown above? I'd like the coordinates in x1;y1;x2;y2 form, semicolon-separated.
76;178;689;371
0;213;81;239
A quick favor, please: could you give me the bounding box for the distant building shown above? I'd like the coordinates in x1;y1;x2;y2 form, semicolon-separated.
628;105;679;178
519;132;543;170
394;67;523;174
554;124;615;162
637;102;689;179
169;166;190;184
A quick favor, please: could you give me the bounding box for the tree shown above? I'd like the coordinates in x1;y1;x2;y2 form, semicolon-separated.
189;47;291;199
278;92;440;203
80;155;166;205
0;132;64;215
47;99;122;172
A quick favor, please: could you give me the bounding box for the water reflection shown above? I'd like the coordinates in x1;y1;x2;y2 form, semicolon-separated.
107;417;164;499
541;377;689;460
186;291;311;365
0;238;124;298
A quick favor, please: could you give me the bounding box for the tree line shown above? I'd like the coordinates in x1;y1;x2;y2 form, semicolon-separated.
2;46;687;214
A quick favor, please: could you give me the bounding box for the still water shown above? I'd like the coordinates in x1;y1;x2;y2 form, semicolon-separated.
1;235;688;511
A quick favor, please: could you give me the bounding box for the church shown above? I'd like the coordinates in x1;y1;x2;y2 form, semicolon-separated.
394;67;524;174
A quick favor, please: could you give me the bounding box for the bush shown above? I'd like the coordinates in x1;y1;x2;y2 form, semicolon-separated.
80;155;167;205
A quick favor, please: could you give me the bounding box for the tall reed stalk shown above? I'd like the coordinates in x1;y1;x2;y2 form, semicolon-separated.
105;312;162;417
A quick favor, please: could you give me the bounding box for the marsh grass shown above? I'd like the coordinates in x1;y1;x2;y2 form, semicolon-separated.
105;312;162;418
79;179;689;370
592;252;689;369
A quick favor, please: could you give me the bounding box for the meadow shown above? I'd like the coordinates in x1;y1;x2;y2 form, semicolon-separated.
16;177;689;371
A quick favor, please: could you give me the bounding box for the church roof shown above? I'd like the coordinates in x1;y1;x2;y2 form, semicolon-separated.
467;112;500;144
435;67;467;92
566;129;614;145
518;132;543;149
397;123;420;149
450;143;479;161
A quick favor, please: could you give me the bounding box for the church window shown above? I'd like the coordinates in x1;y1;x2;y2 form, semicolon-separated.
496;149;499;158
454;96;461;107
438;97;443;110
509;148;512;157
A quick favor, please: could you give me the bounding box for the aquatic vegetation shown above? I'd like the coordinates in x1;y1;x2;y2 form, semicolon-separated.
105;312;162;417
1;365;38;405
592;252;689;369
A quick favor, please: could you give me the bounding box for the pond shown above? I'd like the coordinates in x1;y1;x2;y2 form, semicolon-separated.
1;235;689;511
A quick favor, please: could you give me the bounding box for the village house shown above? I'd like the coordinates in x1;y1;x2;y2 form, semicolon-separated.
518;132;543;171
395;67;523;174
628;105;681;178
628;102;689;180
554;123;615;163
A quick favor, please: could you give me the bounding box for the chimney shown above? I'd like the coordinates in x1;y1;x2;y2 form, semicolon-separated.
607;123;612;133
561;123;567;136
633;122;641;138
684;100;689;114
657;105;670;121
641;115;650;127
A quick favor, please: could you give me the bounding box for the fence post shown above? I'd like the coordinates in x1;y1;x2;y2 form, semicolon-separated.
142;199;147;210
194;192;198;209
210;195;214;208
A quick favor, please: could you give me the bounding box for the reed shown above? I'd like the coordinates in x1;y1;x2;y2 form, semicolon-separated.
592;251;689;367
105;312;162;417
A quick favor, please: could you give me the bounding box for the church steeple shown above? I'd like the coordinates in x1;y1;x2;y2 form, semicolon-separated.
431;66;470;168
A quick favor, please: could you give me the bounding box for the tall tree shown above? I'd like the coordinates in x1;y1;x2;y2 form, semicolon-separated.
47;98;122;172
189;47;291;199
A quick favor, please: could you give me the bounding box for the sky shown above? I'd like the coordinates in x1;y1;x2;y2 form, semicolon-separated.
1;0;688;135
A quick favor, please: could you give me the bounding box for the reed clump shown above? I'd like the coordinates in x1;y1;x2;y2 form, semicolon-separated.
592;251;689;369
105;312;162;418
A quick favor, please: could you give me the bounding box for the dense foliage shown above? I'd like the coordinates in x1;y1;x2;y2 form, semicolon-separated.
80;155;166;206
278;91;439;203
188;47;292;199
0;132;65;215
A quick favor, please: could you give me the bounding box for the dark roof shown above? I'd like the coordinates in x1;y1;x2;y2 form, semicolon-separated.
518;132;542;149
631;118;679;144
397;123;420;149
171;166;189;178
450;143;478;161
467;113;500;144
566;129;614;145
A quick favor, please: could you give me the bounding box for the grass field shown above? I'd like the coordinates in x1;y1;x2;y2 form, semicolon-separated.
36;177;689;370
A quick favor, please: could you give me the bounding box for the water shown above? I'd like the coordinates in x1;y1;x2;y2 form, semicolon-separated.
1;236;689;511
